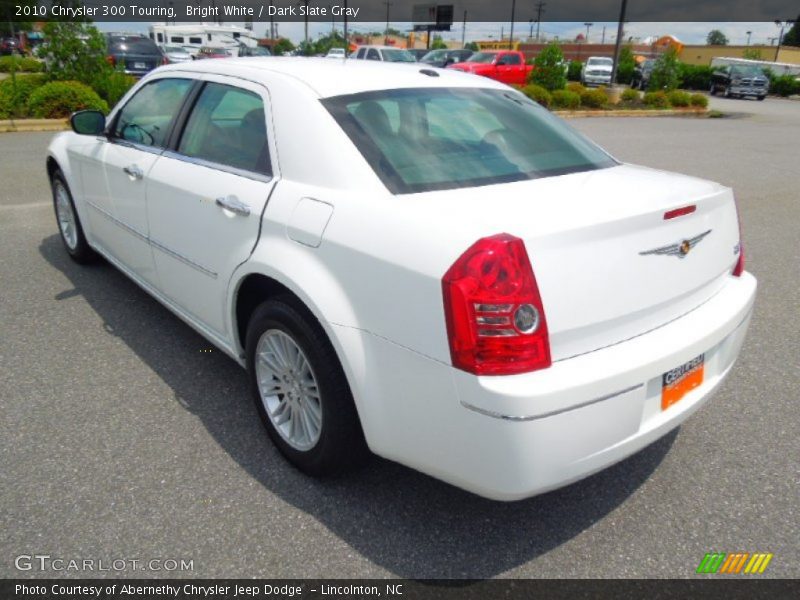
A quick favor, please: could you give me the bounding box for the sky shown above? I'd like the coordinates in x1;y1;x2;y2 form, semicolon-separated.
96;21;790;47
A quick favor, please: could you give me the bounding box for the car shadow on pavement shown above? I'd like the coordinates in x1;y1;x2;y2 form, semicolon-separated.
41;234;677;579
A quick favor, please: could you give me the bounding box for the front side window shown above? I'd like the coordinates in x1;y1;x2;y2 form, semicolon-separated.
112;78;193;148
177;83;270;175
324;87;617;194
367;48;380;61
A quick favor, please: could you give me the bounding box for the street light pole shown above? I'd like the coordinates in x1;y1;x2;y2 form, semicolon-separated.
774;20;789;61
584;22;593;43
384;1;392;37
746;30;752;46
509;0;516;49
609;0;628;87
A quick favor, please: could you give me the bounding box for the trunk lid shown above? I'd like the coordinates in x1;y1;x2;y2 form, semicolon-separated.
411;163;741;361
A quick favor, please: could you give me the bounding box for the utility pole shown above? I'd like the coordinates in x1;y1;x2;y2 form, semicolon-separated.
462;10;467;48
534;1;545;42
774;20;790;61
343;0;348;56
602;25;606;44
584;22;593;43
509;0;516;49
384;1;392;37
609;0;628;87
269;1;275;40
745;30;752;46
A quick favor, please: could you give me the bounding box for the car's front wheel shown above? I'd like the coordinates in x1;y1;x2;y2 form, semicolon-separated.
245;297;368;475
51;169;98;264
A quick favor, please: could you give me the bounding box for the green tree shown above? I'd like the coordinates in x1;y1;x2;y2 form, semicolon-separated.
567;60;582;81
615;46;636;84
431;35;447;50
272;38;295;55
464;42;479;51
529;42;567;91
40;21;108;86
706;29;729;45
649;48;681;91
781;16;800;46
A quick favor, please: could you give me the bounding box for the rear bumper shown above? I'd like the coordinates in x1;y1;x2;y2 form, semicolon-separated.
729;86;767;97
348;272;756;501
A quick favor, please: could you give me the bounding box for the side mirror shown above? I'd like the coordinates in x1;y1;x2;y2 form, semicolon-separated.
70;110;106;136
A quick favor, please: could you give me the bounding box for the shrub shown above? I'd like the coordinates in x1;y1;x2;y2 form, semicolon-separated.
770;74;800;97
550;89;581;109
579;88;608;109
521;84;552;107
92;69;137;107
28;81;108;118
0;55;44;73
0;73;48;118
621;88;640;104
649;48;680;91
616;46;636;84
566;81;586;95
643;90;669;109
529;42;567;91
567;60;583;81
667;90;691;107
40;22;109;87
690;93;709;108
678;64;713;90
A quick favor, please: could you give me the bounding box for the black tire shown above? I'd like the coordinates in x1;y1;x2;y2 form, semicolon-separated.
724;85;732;98
245;296;368;476
757;95;765;101
709;82;717;96
50;169;98;264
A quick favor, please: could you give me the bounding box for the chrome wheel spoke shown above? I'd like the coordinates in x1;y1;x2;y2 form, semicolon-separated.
255;329;322;452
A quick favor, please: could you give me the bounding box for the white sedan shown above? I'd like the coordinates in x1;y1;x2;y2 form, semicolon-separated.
47;58;756;500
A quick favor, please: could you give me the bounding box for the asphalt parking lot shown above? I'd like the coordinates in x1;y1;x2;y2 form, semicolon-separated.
1;96;798;579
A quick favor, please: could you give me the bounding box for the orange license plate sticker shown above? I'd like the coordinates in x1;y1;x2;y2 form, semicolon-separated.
662;353;705;410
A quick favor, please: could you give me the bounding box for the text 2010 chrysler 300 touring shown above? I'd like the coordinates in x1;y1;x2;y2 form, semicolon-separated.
47;58;756;500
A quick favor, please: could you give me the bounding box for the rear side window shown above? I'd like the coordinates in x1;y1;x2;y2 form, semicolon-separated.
108;37;162;55
112;78;193;148
178;83;271;176
323;87;617;194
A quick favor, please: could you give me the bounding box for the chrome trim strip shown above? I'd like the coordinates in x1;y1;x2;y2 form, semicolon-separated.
85;199;148;242
460;383;644;422
161;150;273;184
150;238;218;279
85;200;217;279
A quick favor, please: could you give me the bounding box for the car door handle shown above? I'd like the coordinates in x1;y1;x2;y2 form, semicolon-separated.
123;165;144;180
215;195;251;217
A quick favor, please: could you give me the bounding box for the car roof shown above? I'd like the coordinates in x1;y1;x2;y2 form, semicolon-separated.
157;57;508;98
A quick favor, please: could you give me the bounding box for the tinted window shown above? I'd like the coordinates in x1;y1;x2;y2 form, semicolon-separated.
356;48;366;59
112;78;193;148
157;33;163;42
189;37;202;44
324;87;616;194
468;52;497;63
178;83;270;175
171;36;185;43
108;36;161;55
499;54;521;65
367;49;380;61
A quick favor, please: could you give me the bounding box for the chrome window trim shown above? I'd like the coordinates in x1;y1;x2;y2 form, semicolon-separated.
160;150;273;184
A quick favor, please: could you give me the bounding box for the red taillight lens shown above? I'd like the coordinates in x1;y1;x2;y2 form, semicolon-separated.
732;198;745;277
106;55;116;67
442;234;551;376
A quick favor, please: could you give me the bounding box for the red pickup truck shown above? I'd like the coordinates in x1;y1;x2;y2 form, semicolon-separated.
446;50;533;86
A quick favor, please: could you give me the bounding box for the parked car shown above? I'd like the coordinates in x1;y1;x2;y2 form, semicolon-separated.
446;50;533;86
194;45;233;60
406;49;429;61
710;64;769;100
238;44;271;57
48;58;755;501
630;59;655;90
161;45;193;64
105;34;165;77
351;45;416;63
1;37;23;56
419;49;474;68
325;48;346;59
581;56;613;87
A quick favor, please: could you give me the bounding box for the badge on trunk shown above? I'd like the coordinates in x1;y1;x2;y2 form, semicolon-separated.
640;229;711;259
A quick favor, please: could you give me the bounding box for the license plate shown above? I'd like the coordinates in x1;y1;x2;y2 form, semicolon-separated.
662;353;704;410
134;62;146;69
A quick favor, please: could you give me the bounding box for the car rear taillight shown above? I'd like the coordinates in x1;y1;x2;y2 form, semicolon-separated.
106;55;116;67
732;198;745;277
442;234;551;376
162;55;169;65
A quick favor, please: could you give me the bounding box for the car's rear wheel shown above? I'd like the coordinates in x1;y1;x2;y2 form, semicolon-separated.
51;170;98;264
245;297;368;475
709;82;717;96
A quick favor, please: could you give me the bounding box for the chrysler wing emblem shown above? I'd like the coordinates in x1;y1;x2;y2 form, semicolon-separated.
640;230;712;259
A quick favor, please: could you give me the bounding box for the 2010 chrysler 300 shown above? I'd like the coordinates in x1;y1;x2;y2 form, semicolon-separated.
47;58;756;500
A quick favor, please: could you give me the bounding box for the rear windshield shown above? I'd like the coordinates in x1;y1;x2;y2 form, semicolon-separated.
108;37;161;55
323;87;617;194
382;49;415;63
467;52;498;63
